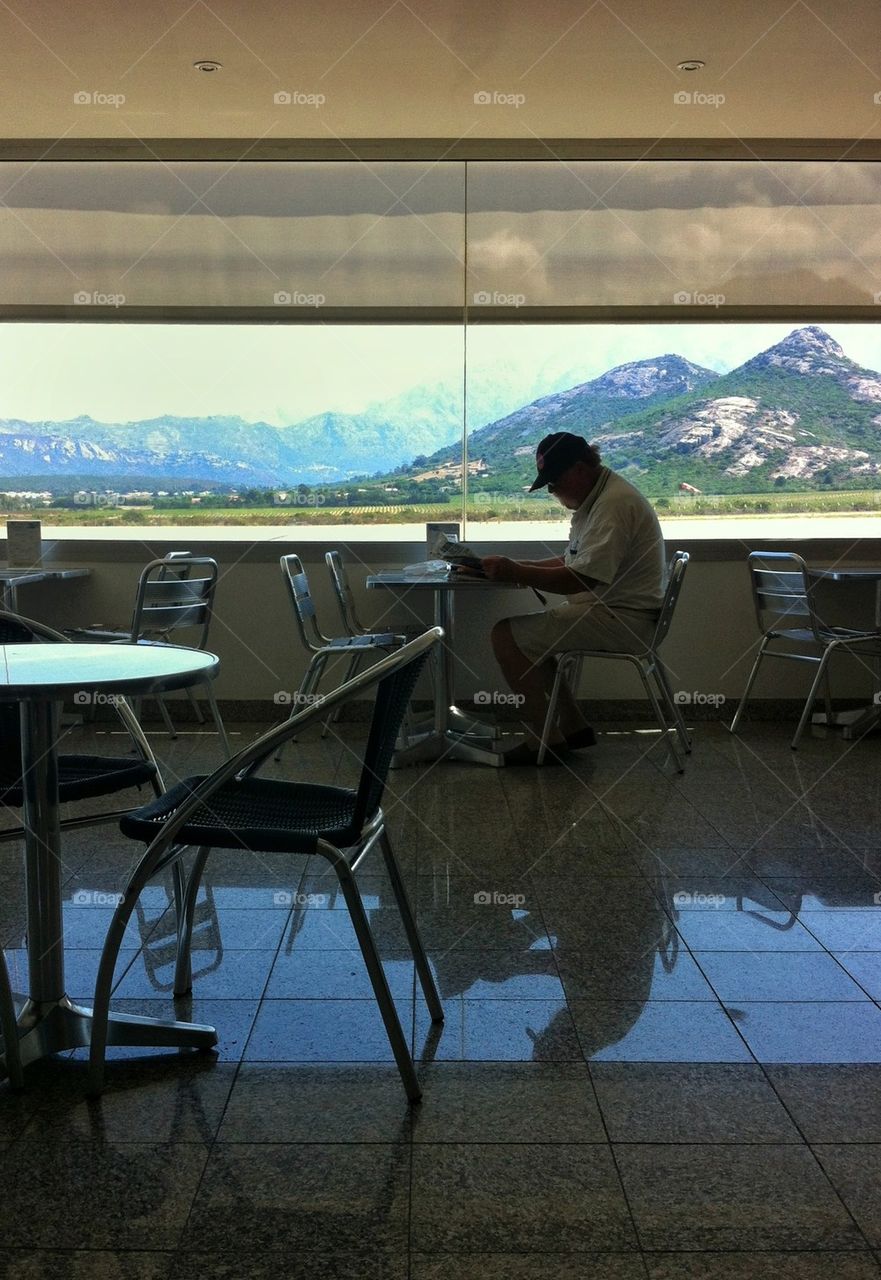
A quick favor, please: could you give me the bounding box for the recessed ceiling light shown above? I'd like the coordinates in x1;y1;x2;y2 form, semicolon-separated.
193;60;223;73
677;60;705;72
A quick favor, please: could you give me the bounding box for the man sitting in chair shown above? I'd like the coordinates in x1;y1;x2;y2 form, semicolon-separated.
478;432;666;766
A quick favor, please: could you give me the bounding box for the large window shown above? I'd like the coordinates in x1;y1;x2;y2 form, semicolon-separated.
3;322;881;531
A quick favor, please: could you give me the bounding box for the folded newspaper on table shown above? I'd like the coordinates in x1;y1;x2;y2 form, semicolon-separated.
429;532;487;577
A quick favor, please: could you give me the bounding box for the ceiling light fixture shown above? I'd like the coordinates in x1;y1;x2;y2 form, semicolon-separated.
677;60;705;72
193;60;223;73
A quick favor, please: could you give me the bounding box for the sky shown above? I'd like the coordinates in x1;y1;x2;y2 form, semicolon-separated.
1;322;880;425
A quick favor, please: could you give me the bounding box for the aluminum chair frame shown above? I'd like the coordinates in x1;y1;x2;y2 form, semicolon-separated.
69;554;230;755
729;550;881;749
537;551;691;771
87;629;445;1102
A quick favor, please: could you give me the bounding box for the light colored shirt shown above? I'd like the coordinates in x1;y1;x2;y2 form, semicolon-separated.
564;468;666;611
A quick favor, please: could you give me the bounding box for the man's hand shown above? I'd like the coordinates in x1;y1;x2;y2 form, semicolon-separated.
480;555;520;582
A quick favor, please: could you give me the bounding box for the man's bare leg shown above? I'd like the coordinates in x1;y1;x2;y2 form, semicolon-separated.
491;619;590;746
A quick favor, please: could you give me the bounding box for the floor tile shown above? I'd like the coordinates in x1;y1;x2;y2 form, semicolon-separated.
411;1255;646;1279
184;1143;410;1254
217;1064;412;1143
813;1144;881;1248
729;1001;881;1064
265;949;415;1001
429;950;564;1001
0;1142;208;1249
673;910;823;951
833;952;881;1000
591;1063;801;1142
570;1001;753;1063
554;948;718;1002
0;1252;174;1280
415;998;582;1062
799;911;881;952
412;1062;605;1143
116;948;275;999
694;950;870;1001
245;998;406;1062
615;1143;863;1251
766;1065;881;1142
169;1253;407;1280
644;1252;881;1279
410;1143;637;1252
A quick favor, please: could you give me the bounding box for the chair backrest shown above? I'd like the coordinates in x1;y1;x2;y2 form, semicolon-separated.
130;555;218;649
651;550;690;650
325;550;365;636
279;554;330;652
746;551;819;639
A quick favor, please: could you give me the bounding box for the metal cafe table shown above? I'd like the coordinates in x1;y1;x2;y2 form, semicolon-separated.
808;564;881;739
367;568;525;766
0;642;219;1076
0;566;90;613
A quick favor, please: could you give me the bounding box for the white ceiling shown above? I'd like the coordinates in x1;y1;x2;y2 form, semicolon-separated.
1;0;880;145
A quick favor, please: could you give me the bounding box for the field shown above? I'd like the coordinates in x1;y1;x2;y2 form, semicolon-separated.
8;488;881;526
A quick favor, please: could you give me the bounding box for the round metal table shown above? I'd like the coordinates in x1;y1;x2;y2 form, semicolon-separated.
0;642;220;1077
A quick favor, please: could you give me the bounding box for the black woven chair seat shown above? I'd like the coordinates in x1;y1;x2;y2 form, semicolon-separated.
120;775;363;854
0;755;157;807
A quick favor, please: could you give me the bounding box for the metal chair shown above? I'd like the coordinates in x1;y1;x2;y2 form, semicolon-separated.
67;554;230;754
729;551;881;749
88;629;445;1102
0;609;165;1089
278;554;409;746
537;551;691;770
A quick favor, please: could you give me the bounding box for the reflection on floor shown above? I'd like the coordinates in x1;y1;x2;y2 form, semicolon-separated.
2;719;881;1277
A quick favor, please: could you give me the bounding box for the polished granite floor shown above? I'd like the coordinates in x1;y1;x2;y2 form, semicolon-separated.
2;715;881;1277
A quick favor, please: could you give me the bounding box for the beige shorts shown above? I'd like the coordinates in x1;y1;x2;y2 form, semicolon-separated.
507;600;659;666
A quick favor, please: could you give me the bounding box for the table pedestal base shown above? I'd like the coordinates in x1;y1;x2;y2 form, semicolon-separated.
2;995;217;1079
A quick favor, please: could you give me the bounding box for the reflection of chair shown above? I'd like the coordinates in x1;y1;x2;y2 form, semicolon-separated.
67;554;229;754
537;551;691;770
89;630;444;1102
729;551;881;749
134;880;224;993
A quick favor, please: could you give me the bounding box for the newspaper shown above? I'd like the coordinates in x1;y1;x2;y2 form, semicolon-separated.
429;532;486;576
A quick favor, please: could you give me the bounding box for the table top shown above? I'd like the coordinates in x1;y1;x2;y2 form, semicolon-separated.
808;567;881;583
368;570;520;590
0;567;90;585
0;642;218;700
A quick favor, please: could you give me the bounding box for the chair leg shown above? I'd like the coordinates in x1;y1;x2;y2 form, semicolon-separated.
275;655;326;762
655;658;692;753
728;637;771;734
327;845;423;1102
173;845;212;996
156;695;178;739
792;647;834;750
638;662;685;771
185;685;206;725
0;951;22;1090
822;664;835;724
322;652;361;739
379;829;443;1022
537;655;570;766
204;684;231;758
